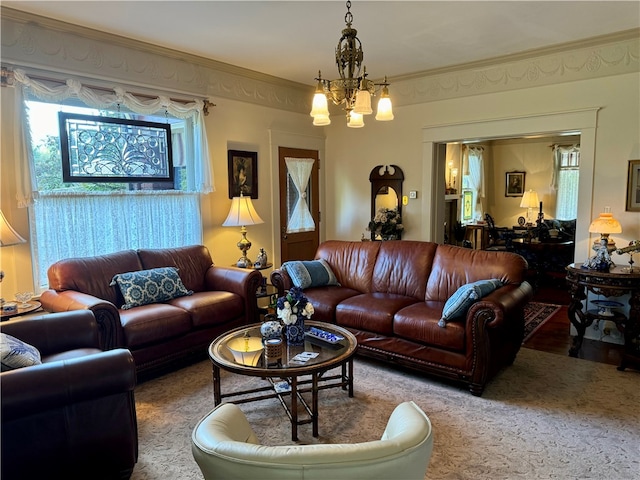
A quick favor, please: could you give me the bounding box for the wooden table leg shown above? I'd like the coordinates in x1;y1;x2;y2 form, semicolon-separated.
212;364;221;406
312;373;319;437
290;376;298;442
567;282;591;357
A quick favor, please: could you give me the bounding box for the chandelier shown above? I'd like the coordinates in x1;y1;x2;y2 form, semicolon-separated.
310;1;394;128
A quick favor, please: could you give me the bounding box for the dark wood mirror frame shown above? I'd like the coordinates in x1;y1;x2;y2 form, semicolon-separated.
369;165;404;240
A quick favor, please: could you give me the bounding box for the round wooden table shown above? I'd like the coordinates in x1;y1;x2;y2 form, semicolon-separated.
209;320;357;441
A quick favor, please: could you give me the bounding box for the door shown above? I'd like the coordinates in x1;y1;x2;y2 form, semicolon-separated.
278;147;320;263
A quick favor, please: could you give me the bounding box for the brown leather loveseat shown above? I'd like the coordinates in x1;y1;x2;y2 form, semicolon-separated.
271;240;533;395
40;245;263;377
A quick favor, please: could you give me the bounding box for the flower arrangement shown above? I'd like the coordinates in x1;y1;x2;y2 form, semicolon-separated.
276;286;314;326
367;207;404;239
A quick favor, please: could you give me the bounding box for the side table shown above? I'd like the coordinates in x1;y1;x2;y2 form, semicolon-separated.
565;263;640;371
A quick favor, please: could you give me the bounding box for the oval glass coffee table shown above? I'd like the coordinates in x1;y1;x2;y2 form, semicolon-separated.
209;320;357;441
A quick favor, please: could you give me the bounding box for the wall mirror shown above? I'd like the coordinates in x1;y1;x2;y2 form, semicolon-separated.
369;165;404;240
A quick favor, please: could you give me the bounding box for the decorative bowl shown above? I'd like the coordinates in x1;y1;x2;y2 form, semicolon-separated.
226;336;264;366
15;292;33;308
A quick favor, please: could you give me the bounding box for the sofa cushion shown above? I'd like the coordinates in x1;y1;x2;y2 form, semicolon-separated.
282;259;339;289
394;302;466;351
438;279;503;327
110;267;193;310
119;303;192;348
1;333;42;371
337;293;419;336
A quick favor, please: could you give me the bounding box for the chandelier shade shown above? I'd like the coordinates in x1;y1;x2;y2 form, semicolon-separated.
310;1;393;127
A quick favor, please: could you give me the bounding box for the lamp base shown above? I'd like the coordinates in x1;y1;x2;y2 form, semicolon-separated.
235;255;253;268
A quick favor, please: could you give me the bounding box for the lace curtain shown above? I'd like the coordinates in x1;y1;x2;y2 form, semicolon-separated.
284;157;315;233
552;144;580;220
10;69;209;290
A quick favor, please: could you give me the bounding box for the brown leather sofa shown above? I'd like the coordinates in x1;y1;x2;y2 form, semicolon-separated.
40;245;263;377
271;240;533;395
1;310;138;479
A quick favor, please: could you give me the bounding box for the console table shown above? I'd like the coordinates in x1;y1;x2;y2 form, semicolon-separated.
565;263;640;371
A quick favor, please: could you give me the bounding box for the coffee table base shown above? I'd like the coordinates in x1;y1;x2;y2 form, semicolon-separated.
212;360;354;441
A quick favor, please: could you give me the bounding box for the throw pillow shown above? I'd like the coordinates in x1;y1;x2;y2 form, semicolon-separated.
282;259;339;289
110;266;193;310
1;333;42;371
438;278;503;327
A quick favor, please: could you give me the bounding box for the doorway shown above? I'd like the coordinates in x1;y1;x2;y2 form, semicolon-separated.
278;146;320;263
422;108;599;261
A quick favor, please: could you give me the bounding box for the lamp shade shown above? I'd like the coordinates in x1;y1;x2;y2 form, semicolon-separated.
222;195;264;227
589;210;622;234
0;210;26;246
519;190;539;209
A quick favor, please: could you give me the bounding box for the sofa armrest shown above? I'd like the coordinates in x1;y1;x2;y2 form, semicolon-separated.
205;266;264;322
270;268;293;297
0;310;99;355
39;289;123;350
1;348;136;420
467;281;534;330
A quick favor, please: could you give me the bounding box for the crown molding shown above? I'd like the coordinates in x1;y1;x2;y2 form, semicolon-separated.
2;7;638;114
391;29;639;107
0;7;312;113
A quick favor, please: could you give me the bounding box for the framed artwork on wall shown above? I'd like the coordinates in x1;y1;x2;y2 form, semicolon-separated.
626;159;640;212
228;150;258;199
505;171;525;197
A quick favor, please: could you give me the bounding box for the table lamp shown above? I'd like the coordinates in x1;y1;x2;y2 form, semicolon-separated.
0;209;27;283
519;190;539;226
222;194;264;268
588;207;622;253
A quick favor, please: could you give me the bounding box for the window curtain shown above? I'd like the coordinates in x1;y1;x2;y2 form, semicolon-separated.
284;157;315;233
463;145;485;221
550;144;579;191
12;68;213;204
31;192;202;286
552;144;580;220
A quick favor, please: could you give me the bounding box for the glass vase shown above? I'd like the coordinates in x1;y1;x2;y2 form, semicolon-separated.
285;318;305;346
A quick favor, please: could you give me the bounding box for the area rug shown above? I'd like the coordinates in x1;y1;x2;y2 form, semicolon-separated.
131;348;639;480
523;301;562;342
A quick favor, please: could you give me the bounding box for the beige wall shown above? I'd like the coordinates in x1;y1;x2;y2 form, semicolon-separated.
1;10;638;297
322;73;640;263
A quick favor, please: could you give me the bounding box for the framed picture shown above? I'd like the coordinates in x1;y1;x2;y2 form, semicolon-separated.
505;171;525;197
228;150;258;199
626;159;640;212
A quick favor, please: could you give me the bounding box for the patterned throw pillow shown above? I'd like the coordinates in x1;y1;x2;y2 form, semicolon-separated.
282;259;339;289
1;333;42;371
110;266;193;310
438;279;503;327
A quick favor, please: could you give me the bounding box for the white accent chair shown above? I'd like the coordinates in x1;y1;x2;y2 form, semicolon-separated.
191;401;434;480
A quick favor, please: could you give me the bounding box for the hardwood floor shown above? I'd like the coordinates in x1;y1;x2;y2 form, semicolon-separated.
523;280;626;367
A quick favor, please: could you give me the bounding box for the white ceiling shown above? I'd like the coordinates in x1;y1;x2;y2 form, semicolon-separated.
3;1;640;86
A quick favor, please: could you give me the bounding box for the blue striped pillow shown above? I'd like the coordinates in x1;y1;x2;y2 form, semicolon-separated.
282;259;339;289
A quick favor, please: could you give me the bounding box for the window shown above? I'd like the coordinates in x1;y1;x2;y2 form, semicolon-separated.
25;99;202;291
553;146;580;220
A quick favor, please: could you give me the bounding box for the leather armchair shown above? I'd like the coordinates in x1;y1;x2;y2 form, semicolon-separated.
192;401;434;480
1;311;138;480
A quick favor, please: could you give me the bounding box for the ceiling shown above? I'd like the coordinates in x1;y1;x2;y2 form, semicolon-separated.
3;1;640;86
